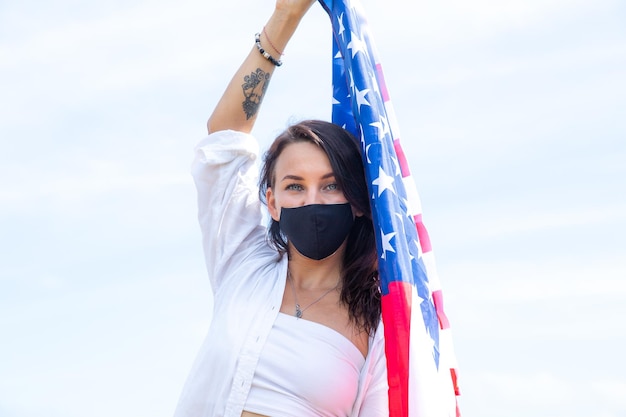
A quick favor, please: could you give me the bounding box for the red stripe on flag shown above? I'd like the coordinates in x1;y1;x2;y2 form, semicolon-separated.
375;63;390;102
413;214;432;253
451;368;461;396
432;290;450;329
381;281;412;417
451;368;462;416
393;139;411;177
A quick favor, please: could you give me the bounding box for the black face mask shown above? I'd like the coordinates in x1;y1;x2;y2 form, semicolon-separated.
279;203;355;260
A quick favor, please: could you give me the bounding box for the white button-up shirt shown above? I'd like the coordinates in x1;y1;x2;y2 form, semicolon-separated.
173;130;388;417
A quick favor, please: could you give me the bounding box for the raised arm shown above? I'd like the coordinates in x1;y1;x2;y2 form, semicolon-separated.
207;0;317;134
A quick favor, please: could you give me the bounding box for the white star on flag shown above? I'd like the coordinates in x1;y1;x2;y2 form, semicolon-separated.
372;166;395;196
354;86;370;112
370;116;390;141
347;30;367;58
337;12;346;37
380;229;397;259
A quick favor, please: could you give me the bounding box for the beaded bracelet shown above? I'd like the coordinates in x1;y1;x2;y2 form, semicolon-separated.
254;32;283;67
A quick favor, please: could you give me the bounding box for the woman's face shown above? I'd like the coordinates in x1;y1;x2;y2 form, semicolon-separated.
266;141;350;222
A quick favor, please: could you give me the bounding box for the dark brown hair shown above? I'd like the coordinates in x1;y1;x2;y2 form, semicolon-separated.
259;120;380;335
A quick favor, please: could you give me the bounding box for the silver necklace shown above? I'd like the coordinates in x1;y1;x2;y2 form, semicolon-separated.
287;271;340;318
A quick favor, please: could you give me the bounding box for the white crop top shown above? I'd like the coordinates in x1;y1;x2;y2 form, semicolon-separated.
244;313;365;417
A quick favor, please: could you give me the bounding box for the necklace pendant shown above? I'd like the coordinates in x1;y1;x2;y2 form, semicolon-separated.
295;304;303;318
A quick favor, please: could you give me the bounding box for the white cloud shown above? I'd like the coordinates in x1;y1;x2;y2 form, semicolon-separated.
463;371;626;416
367;0;615;45
0;165;189;208
591;379;626;409
442;258;626;302
478;204;626;238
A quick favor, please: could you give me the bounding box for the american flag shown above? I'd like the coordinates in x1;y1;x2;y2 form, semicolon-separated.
317;1;461;416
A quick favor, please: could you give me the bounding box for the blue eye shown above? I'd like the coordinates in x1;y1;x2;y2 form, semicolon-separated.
326;183;339;191
286;183;304;191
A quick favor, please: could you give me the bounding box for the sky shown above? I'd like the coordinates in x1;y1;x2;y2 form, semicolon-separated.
1;0;625;416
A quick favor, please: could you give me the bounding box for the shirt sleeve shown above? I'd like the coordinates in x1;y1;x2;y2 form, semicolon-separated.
191;129;266;293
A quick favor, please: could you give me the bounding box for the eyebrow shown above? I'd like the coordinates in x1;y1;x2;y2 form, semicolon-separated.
280;173;335;182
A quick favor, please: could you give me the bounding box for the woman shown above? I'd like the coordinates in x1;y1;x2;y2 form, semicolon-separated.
174;1;388;416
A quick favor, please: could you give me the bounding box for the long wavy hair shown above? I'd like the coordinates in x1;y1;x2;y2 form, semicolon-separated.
259;120;380;335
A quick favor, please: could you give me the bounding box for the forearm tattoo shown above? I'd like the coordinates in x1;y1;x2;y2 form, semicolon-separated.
242;68;270;120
